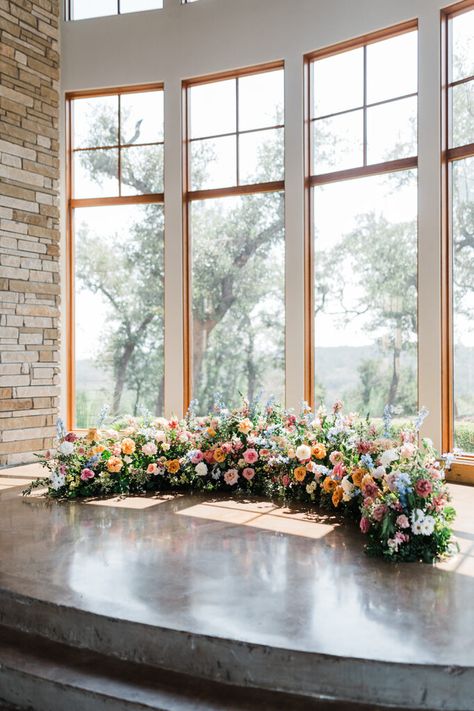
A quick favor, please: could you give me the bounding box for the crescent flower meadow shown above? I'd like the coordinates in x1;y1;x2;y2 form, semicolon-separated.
26;400;458;563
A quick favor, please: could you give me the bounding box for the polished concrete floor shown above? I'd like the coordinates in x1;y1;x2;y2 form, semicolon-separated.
0;465;473;669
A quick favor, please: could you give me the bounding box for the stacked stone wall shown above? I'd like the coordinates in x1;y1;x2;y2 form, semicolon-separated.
0;0;60;465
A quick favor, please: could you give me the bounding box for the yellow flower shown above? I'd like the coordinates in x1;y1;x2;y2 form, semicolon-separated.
294;466;307;482
332;486;344;508
165;459;180;474
238;418;253;434
107;456;123;473
312;442;327;459
322;477;337;493
121;438;136;455
214;448;226;463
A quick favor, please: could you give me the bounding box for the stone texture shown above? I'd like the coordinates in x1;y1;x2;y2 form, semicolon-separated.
0;0;60;466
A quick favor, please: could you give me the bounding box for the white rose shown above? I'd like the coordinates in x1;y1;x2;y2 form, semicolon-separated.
58;441;74;456
155;430;166;443
295;444;311;461
195;462;208;477
372;465;386;479
380;448;398;468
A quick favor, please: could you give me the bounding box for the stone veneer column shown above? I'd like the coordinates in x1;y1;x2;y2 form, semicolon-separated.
0;0;60;466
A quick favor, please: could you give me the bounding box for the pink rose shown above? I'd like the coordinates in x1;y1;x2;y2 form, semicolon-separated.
396;514;410;529
415;479;433;498
281;474;290;487
224;469;239;486
360;517;370;534
243;448;258;464
80;468;94;481
242;467;255;481
147;463;158;475
233;440;244;452
372;504;388;522
142;442;158;457
190;450;203;464
221;442;233;454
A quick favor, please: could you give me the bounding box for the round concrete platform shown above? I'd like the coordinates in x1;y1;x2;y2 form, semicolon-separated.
0;481;473;709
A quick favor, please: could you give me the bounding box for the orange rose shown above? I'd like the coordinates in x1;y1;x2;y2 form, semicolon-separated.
322;477;337;493
214;448;226;463
121;438;136;455
332;486;344;508
107;456;123;473
92;444;106;455
165;459;180;474
312;442;327;459
294;466;307;482
351;468;366;488
207;427;216;437
86;428;98;442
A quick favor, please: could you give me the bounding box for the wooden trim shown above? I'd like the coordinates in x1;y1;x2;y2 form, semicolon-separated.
66;99;75;432
70;194;164;209
309;157;417;186
450;73;474;88
304;55;314;407
182;60;284;88
446;458;474;486
187;180;284;202
182;83;191;413
446;142;474;161
441;0;474;20
304;19;418;63
65;83;164;100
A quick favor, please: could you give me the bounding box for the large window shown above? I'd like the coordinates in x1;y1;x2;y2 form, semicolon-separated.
307;23;418;418
184;65;285;411
444;3;474;454
68;0;163;21
68;86;164;428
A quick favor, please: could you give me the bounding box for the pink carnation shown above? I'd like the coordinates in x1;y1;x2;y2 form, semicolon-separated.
80;468;95;481
415;479;433;498
243;448;258;464
242;467;255;481
396;514;410;529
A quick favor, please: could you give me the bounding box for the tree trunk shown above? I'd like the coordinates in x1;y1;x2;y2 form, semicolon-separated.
388;344;401;407
246;326;257;403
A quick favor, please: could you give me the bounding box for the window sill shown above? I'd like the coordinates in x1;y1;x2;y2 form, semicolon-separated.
446;458;474;486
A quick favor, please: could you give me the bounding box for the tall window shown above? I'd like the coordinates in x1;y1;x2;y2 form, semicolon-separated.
444;3;474;454
307;23;418;418
68;86;164;428
68;0;163;21
184;64;285;411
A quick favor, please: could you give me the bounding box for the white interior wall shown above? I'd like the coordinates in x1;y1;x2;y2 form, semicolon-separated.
60;0;447;447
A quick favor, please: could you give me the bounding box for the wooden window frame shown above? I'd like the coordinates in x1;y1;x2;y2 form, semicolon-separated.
182;61;285;411
66;83;165;430
304;19;419;408
67;0;163;21
441;0;474;484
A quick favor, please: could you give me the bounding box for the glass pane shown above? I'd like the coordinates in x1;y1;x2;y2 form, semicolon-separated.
189;79;236;139
367;96;417;163
121;91;164;144
238;69;284;131
190;136;236;190
73;95;118;149
313;170;417;419
312;48;364;117
73;149;119;199
453;157;474;452
72;0;117;19
74;204;165;427
121;145;164;195
452;9;474;82
451;80;474;149
191;192;285;411
239;128;284;184
120;0;163;12
367;31;417;104
313;110;363;173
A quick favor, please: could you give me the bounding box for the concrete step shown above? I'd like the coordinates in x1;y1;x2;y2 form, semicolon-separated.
0;625;396;711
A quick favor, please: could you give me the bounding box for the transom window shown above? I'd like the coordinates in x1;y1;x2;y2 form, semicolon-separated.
68;0;163;21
